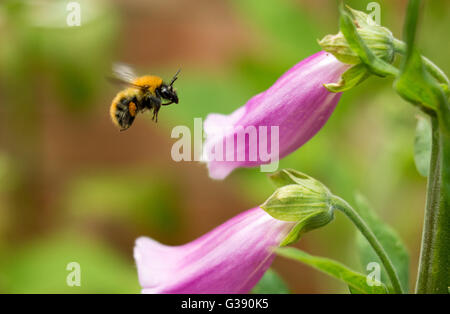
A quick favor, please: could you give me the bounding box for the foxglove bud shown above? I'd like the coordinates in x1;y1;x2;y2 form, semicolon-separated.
319;6;395;65
261;169;335;245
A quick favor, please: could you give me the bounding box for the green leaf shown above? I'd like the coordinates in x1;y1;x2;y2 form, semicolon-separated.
339;4;399;77
354;194;410;293
324;64;370;93
251;268;290;294
277;247;388;294
414;116;432;177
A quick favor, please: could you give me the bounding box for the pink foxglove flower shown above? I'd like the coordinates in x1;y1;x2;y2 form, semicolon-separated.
203;51;349;179
134;207;294;294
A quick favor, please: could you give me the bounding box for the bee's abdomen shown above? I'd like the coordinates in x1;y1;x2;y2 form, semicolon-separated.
110;93;138;131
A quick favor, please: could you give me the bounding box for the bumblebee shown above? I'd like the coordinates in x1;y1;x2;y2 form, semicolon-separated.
109;64;180;131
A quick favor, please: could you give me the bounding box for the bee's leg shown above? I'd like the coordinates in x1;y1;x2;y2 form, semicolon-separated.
143;95;162;122
152;103;161;122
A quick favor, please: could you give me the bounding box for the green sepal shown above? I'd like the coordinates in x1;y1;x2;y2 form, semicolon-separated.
324;63;370;92
319;29;394;66
268;168;330;193
338;4;399;77
279;209;334;246
345;5;379;28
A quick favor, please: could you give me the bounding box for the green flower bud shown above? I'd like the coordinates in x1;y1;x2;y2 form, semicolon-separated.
261;169;335;246
261;184;332;222
319;6;395;65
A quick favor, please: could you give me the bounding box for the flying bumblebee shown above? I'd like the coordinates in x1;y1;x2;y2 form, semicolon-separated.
109;64;180;131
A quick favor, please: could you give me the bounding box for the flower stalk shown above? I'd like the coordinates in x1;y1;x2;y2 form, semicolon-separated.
392;38;449;87
416;115;450;293
332;196;404;294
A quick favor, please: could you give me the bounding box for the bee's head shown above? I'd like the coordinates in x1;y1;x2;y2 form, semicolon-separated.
158;69;181;105
159;84;178;104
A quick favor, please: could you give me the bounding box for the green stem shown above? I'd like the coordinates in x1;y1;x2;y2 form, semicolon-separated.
393;38;450;86
332;196;404;294
415;115;450;293
395;0;450;293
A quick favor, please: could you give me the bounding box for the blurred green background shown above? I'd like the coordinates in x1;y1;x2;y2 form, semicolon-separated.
0;0;448;293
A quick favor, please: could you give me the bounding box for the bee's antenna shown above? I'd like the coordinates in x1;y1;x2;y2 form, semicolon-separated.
169;68;181;86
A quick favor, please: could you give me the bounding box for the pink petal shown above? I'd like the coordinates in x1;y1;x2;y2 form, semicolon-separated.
203;51;349;179
134;208;294;294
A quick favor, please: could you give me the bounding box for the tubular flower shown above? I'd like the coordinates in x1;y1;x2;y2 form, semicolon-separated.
134;208;295;294
203;51;349;179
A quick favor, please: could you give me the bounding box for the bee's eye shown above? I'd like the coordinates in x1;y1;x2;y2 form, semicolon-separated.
160;86;171;98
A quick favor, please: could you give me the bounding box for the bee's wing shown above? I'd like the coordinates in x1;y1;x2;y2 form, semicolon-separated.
112;63;137;83
109;63;142;88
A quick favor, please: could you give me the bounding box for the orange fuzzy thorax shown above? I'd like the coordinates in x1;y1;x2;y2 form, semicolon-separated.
132;76;163;93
